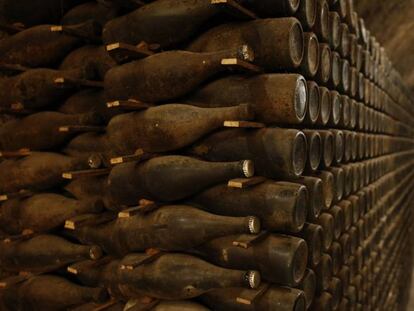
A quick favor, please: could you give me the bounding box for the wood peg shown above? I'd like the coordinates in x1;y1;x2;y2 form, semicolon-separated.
228;176;266;189
120;250;164;270
54;77;104;89
106;42;154;63
221;58;263;74
118;201;158;218
64;212;115;230
232;231;269;249
0;189;33;202
236;283;271;305
106;99;152;110
62;168;111;180
0;148;31;159
223;121;265;128
211;0;258;20
110;149;145;165
58;125;105;133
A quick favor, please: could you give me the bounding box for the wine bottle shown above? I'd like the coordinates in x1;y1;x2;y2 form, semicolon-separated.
201;286;306;311
190;180;308;233
317;213;334;251
61;2;120;27
299;32;319;78
295;223;323;266
303;130;322;171
60;45;117;80
0;193;104;234
107;156;254;205
0;275;108;310
104;47;253;103
185;74;308;125
295;0;317;30
187;18;304;70
187;128;307;178
0;67;93;110
107;104;252;154
192;234;308;286
297;268;316;309
0;111;102;151
0;152;89;193
313;254;333;293
59;89;121;123
102;0;298;48
0;22;98;67
72;205;260;255
0;234;102;273
118;253;260;299
305;81;320;124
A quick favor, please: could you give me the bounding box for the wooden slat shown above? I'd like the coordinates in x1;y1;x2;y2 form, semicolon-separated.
232;231;269;249
106;42;154;63
236;283;270;305
62;168;110;180
110;149;145;165
64;213;115;230
223;121;265;128
211;0;257;19
221;58;263;74
54;77;104;88
58;125;105;133
228;176;266;189
107;99;152;110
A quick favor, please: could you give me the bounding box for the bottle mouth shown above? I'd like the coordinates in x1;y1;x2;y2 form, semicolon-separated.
321;214;334;251
245;271;261;289
312;178;324;218
309;132;322;171
242;160;254;178
292;239;308;285
307;35;319;77
89;245;103;260
322;172;334;209
331;54;340;86
307;83;320;124
294;292;307;311
333;208;344;239
320;89;331;125
294;76;308;122
302;270;316;308
332;95;341;125
334;132;344;163
247;216;261;234
292;186;307;232
323;133;334;168
321;46;331;83
292;131;307;176
341;61;350;91
289;22;304;67
320;2;329;40
306;0;317;28
312;226;323;265
335;169;345;201
289;0;301;13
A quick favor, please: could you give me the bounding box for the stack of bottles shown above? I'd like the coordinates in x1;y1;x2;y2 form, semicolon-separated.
0;0;413;310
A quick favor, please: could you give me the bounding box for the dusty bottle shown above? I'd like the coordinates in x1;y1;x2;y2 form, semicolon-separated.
0;67;93;110
190;180;308;233
102;0;298;48
186;74;308;125
107;155;254;205
316;86;331;126
312;0;329;42
59;89;121;123
73;205;260;255
299;32;319;78
118;253;260;299
61;1;120;27
0;111;102;151
303;130;322;171
327;167;344;202
328;90;342;127
107;104;252;154
0;275;108;311
295;223;323;266
309;170;334;209
0;193;103;234
104;47;254;103
0;22;99;67
295;0;317;30
187;128;307;178
0;0;86;26
316;43;331;84
188;18;304;71
328;205;344;240
317;213;334;251
329;11;341;50
125;301;211;311
64;176;110;208
201;286;306;311
313;254;333;293
317;130;334;168
0;234;102;273
0;152;89;193
60;45;117;80
312;291;333;311
297;269;316;309
63;133;113;161
192;234;308;287
329;51;341;89
305;81;320;124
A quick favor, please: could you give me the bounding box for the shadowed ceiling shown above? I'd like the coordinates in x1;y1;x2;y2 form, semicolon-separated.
356;0;414;94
